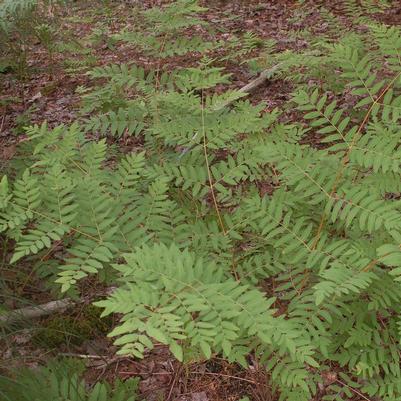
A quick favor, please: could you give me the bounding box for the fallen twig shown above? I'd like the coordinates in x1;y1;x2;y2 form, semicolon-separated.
236;63;283;95
59;352;108;359
0;298;80;323
0;286;116;324
0;113;5;133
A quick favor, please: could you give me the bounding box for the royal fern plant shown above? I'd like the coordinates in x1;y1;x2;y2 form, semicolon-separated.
114;0;215;58
2;1;401;401
0;0;66;75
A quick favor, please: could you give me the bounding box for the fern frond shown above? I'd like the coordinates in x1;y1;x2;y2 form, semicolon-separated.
331;44;385;108
370;24;401;72
349;123;401;173
0;358;139;401
293;89;357;151
96;244;314;366
85;107;146;137
313;265;376;305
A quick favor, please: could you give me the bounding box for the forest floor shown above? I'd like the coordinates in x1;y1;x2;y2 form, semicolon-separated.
1;1;401;400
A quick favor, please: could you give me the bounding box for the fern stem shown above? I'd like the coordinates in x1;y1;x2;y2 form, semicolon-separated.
201;89;226;235
335;379;373;401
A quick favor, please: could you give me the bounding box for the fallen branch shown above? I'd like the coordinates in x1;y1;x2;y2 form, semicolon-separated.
0;298;79;324
237;62;283;95
59;352;108;360
0;286;117;324
215;62;283;111
225;49;321;101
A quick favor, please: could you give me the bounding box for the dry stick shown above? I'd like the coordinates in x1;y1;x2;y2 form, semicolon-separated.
0;298;80;323
222;52;317;103
165;363;182;401
190;371;258;385
0;285;117;323
236;63;283;96
215;63;284;111
59;352;125;369
0;113;5;133
59;353;108;359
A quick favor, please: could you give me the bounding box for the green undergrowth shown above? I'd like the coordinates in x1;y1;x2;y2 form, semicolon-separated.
0;0;104;78
1;1;401;401
0;358;139;401
32;304;113;347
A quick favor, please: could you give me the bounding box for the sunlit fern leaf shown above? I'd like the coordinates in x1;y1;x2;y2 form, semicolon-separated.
325;185;401;233
313;265;377;305
85;107;146;137
95;243;312;365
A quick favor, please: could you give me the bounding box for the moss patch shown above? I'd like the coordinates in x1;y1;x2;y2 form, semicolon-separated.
33;304;113;348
